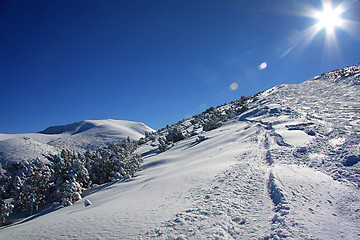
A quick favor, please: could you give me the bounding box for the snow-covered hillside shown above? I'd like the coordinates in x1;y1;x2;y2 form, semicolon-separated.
0;137;58;166
1;65;359;239
40;119;154;150
0;119;154;165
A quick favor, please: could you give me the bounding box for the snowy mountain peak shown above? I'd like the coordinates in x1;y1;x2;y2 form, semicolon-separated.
40;119;154;150
39;120;95;135
39;119;152;136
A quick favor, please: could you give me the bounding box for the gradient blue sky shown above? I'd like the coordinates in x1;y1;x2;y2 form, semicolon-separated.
1;0;359;133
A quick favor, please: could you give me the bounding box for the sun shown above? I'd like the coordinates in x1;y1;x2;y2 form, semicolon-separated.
314;3;344;33
297;0;349;49
276;0;358;59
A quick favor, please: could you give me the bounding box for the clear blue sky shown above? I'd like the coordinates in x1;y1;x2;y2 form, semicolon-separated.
1;0;359;133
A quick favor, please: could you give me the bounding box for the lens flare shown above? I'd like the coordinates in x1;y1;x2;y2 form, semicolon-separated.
229;82;239;91
258;62;267;70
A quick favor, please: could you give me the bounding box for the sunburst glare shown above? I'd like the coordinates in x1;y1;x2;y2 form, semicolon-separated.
304;0;350;56
314;2;344;33
276;0;359;59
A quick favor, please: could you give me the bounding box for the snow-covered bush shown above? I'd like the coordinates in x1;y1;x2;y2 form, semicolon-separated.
88;139;140;184
138;137;146;145
0;200;13;225
158;137;168;152
144;94;252;152
145;132;156;142
202;117;223;132
166;127;185;143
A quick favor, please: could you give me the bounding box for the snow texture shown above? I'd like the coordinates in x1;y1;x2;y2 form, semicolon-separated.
1;65;360;239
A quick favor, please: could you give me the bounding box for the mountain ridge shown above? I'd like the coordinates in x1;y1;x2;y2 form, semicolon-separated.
38;119;152;136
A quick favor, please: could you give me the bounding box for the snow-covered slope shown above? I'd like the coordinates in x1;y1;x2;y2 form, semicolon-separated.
0;119;154;164
0;136;58;167
1;65;359;239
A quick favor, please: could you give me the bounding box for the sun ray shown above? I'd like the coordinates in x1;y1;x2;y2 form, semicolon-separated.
338;18;360;41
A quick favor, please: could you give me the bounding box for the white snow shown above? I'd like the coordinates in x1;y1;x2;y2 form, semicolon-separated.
0;136;58;165
1;65;360;239
39;119;154;150
0;119;154;164
329;137;346;147
269;164;360;239
0;122;247;239
274;124;314;147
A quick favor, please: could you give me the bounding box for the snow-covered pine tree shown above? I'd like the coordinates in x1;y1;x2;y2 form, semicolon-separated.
0;200;13;225
48;149;90;206
0;137;144;220
17;158;52;215
88;139;141;184
120;136;138;155
0;164;14;225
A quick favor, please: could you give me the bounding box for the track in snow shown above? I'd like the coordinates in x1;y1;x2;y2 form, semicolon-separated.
143;94;360;239
144;125;275;239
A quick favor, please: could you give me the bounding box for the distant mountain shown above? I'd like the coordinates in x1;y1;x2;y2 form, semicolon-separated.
39;119;154;150
39;119;152;137
0;119;154;164
39;120;101;135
